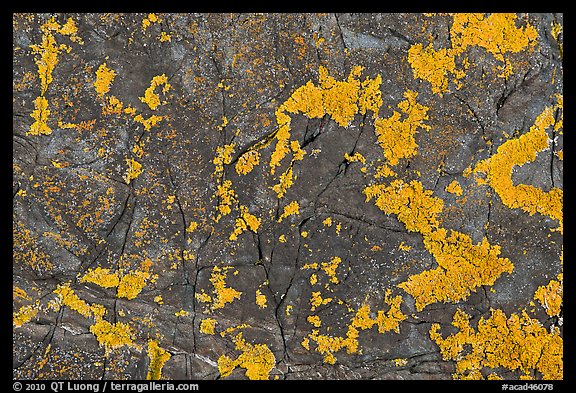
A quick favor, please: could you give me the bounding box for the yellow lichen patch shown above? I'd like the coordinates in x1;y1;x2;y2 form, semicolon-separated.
90;319;135;353
430;308;562;380
551;22;563;57
154;295;163;305
219;323;251;338
409;13;538;94
473;104;563;233
217;332;275;380
142;13;160;32
364;180;443;234
117;270;150;300
309;273;318;285
373;90;431;166
146;340;171;380
28;17;82;135
202;266;242;312
408;44;460;95
451;13;538;65
375;164;396;178
93;63;116;97
400;229;513;311
398;242;411;251
266;66;382;195
310;291;332;311
445;180;463;196
215;180;237;220
186;221;198;233
175;310;189;317
344;152;366;164
53;283;96;318
80;267;120;288
534;274;562;317
140;74;171;111
13;303;39;328
29;96;52;136
213;144;235;175
13;286;30;301
321;256;342;284
102;95;124;115
322;217;333;227
307;315;322;327
134;114;164;131
286;305;293;316
365;179;513;311
123;158;143;184
159;31;172;42
278;234;287;243
278;201;300;222
255;289;267;309
235;150;260;175
230;205;261;241
394;358;408;367
349;290;407;335
272;166;294;198
200;318;217;335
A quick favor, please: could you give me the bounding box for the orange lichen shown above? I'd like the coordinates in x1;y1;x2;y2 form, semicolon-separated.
473;103;563;233
305;292;407;365
278;201;300;222
142;13;160;32
409;13;538;94
123;158;143;184
365;179;513;311
134;114;164;131
146;340;171;380
80;267;120;288
217;332;275;380
13;287;30;301
307;315;322;327
215;180;237;220
408;44;461;95
53;283;97;318
310;291;332;311
255;289;267;308
13;303;39;328
29;96;52;136
445;180;463;196
534;274;562;317
199;318;217;335
321;256;342;284
186;221;198;233
266;66;382;196
213;144;235;175
89;319;135;352
230;205;261;240
117;270;150;300
235;150;261;175
398;242;411;251
159;31;172;42
94;62;116;97
373;90;431;166
197;266;242;312
430;308;562;380
140;74;171;111
28;17;82;135
344;152;366;164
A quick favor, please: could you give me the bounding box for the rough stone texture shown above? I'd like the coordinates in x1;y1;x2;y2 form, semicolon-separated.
13;13;563;380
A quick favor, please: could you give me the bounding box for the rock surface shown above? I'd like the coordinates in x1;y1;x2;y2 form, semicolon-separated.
13;13;563;380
